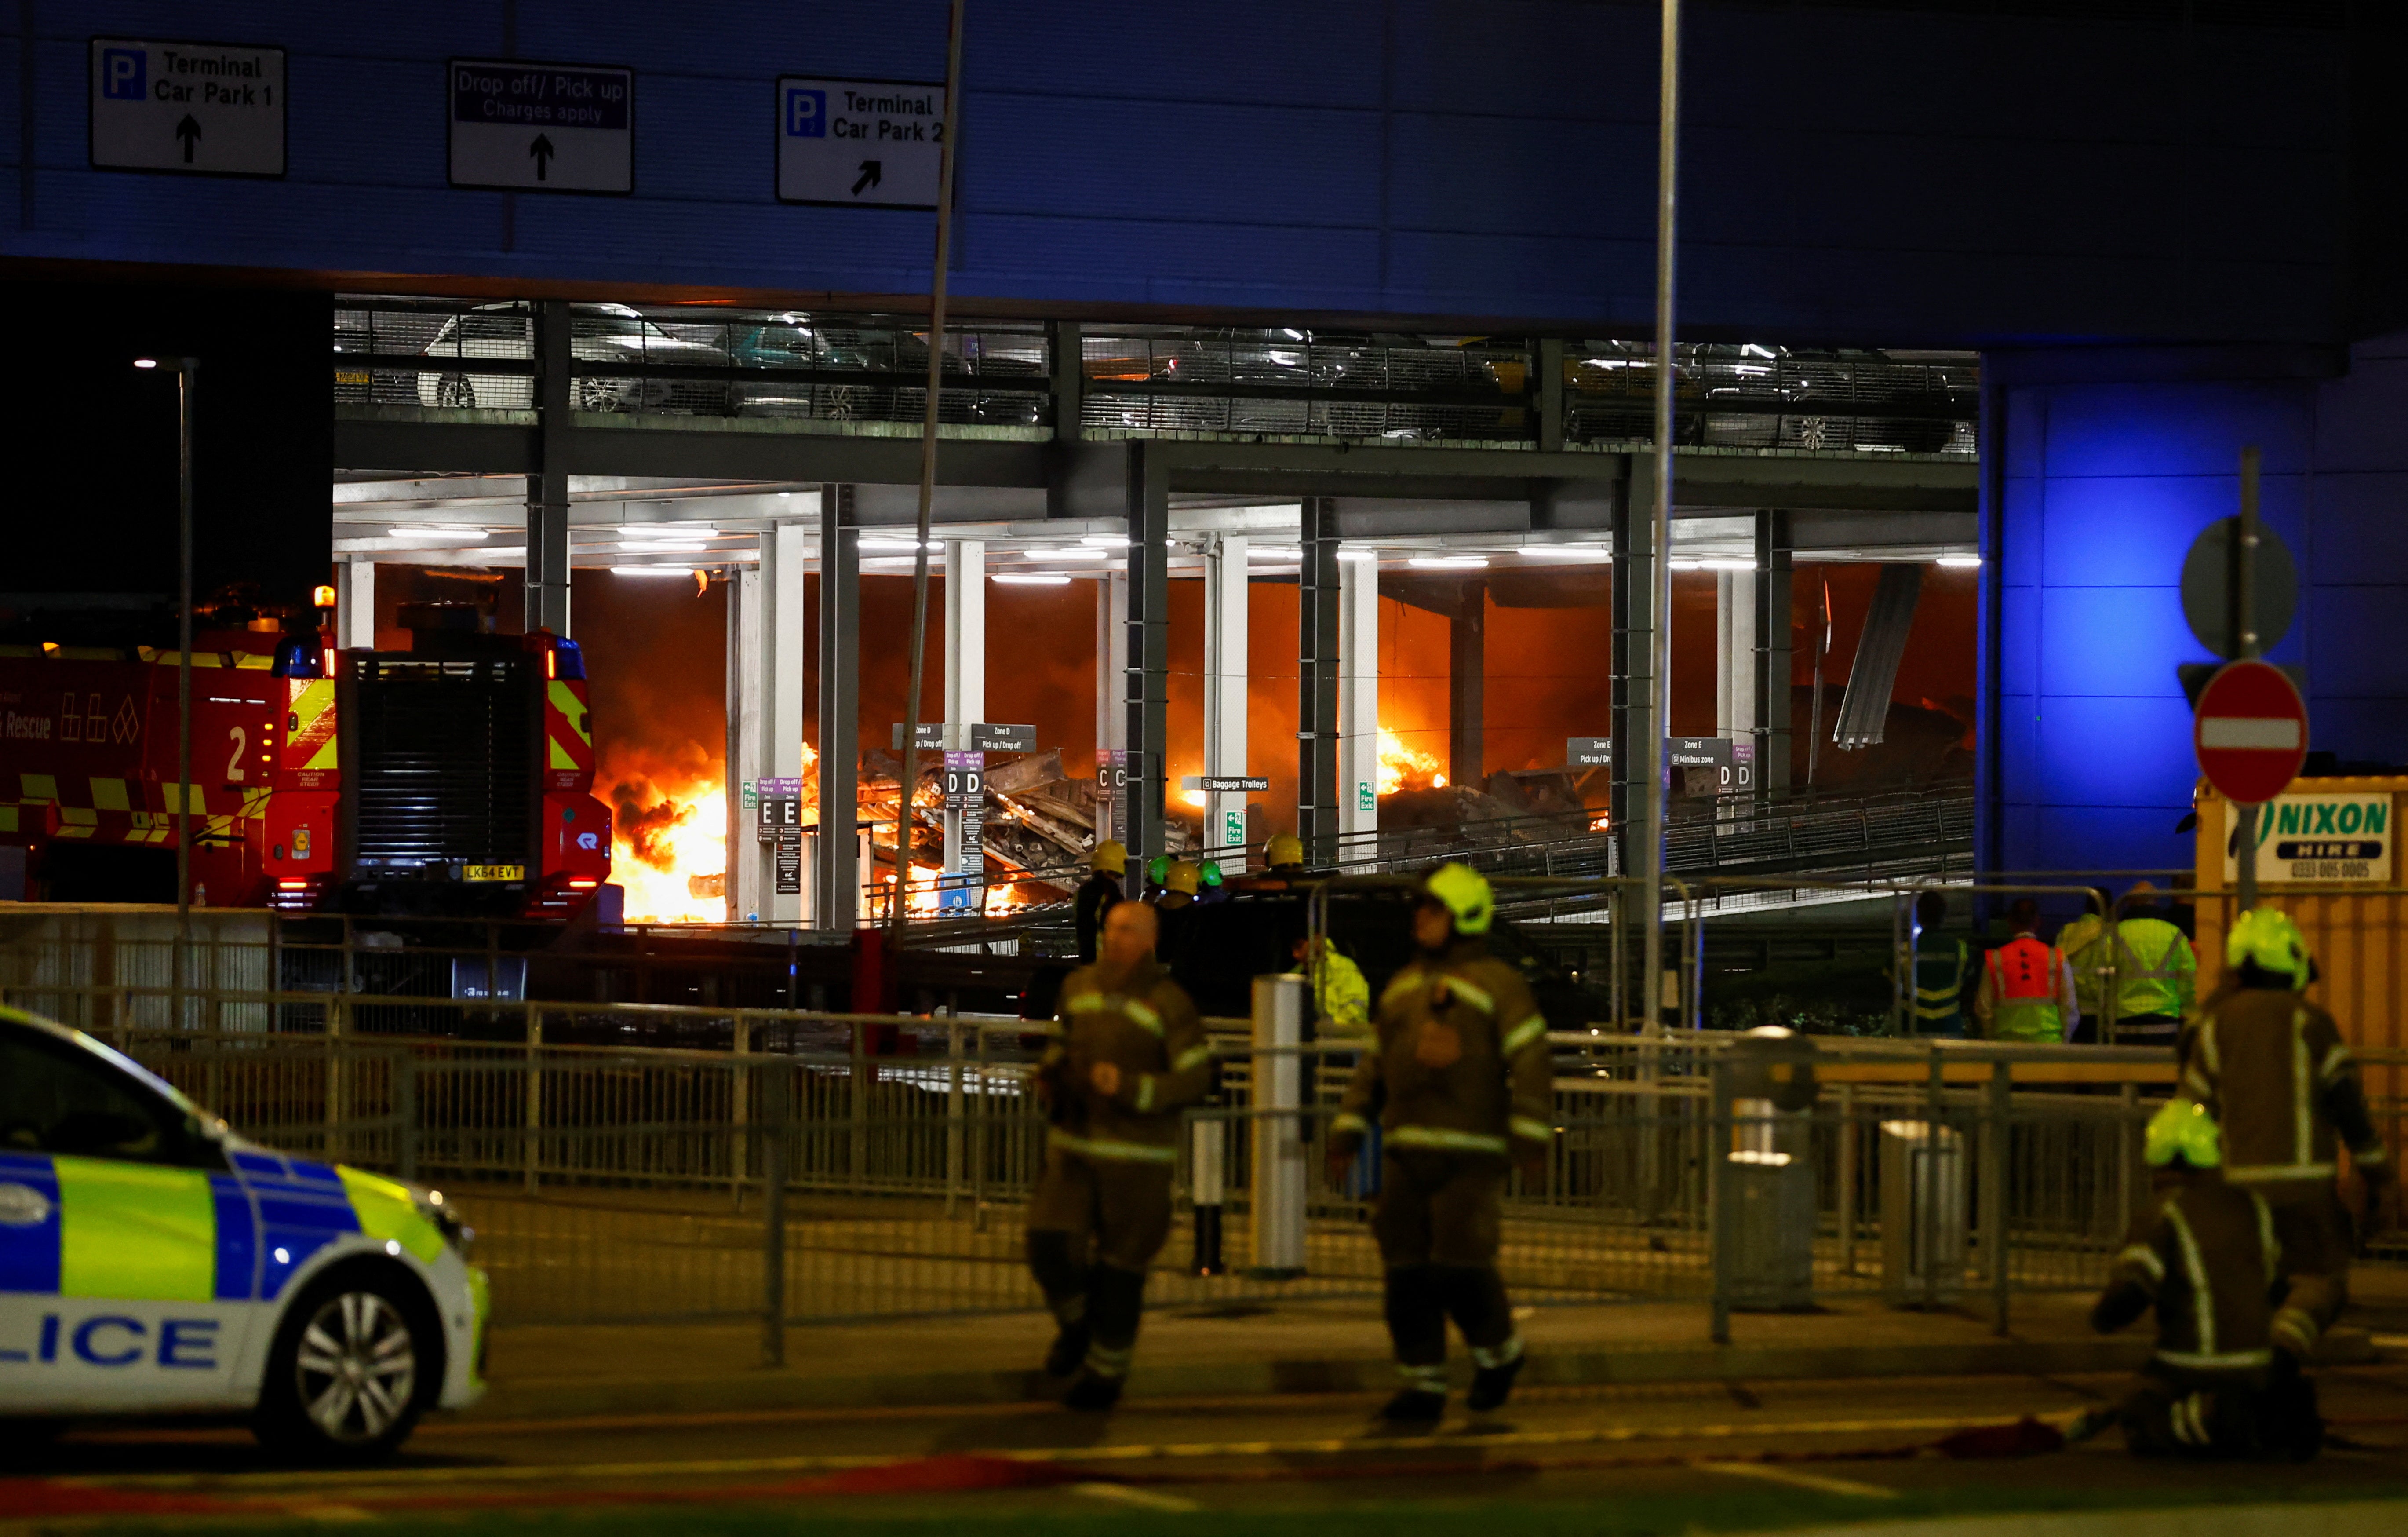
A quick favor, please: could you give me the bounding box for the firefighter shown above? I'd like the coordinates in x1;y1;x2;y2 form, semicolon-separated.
2108;882;2197;1049
1155;860;1200;912
1290;932;1371;1037
1073;840;1126;964
1908;890;1970;1038
2078;1099;2320;1459
2180;908;2393;1365
1195;858;1232;904
1027;900;1218;1411
1266;832;1308;880
1972;898;2080;1044
1327;863;1552;1424
2056;895;2113;1042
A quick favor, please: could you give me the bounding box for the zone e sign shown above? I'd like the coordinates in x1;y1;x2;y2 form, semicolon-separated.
91;39;286;178
777;76;945;208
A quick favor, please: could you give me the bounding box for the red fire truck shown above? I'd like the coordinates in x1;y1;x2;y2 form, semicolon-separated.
0;613;610;916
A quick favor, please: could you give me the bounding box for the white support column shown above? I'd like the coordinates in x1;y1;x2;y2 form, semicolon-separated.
767;521;811;927
1338;551;1381;867
943;540;985;904
729;561;767;922
1716;567;1757;740
1095;568;1128;840
336;560;376;650
1202;534;1249;863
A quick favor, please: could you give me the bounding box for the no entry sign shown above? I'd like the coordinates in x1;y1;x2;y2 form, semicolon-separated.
2193;659;2308;806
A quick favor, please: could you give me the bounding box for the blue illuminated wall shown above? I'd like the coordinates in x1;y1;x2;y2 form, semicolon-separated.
1982;336;2408;874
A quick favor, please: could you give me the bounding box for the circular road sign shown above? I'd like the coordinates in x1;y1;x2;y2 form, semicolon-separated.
2193;659;2308;806
2181;516;2297;660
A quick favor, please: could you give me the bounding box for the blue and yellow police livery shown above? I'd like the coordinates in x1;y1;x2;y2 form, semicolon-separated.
0;1008;487;1458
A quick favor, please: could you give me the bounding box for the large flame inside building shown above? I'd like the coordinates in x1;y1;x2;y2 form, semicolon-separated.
1377;727;1447;796
606;756;729;924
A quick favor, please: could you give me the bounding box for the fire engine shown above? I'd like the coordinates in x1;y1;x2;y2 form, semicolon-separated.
0;604;610;917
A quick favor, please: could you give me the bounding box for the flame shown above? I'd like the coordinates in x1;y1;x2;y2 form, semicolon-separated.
1377;727;1448;796
881;862;1033;917
1181;789;1207;808
608;768;728;924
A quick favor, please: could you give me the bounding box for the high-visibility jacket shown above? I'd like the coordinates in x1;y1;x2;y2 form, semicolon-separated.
2180;989;2390;1202
2056;914;2112;1020
1293;946;1371;1037
1985;935;2066;1043
1042;957;1217;1163
1912;934;1969;1035
1331;938;1552;1161
2114;917;2197;1019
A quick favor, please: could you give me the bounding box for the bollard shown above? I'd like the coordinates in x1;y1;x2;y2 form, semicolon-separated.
1190;1113;1226;1275
1248;974;1308;1278
1984;1059;2011;1334
761;1061;790;1369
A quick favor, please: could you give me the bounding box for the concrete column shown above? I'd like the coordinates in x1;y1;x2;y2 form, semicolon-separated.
726;560;766;922
1447;585;1485;793
1337;551;1380;866
1093;565;1128;847
1612;497;1657;873
1122;445;1169;892
1297;498;1341;866
1203;533;1249;863
815;486;860;929
336;560;375;650
525;298;572;635
1716;567;1757;739
943;539;985;900
1754;510;1794;802
768;523;810;927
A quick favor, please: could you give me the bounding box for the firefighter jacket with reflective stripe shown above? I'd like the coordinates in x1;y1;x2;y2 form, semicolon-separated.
1978;935;2070;1043
1912;934;1969;1033
2113;917;2197;1019
1332;939;1552;1160
2180;989;2389;1201
1042;958;1216;1161
2095;1173;2280;1375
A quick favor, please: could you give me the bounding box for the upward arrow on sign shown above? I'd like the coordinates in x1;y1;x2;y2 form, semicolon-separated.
528;134;556;181
174;113;201;163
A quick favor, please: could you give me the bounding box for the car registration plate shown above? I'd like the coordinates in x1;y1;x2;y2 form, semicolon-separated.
463;864;525;883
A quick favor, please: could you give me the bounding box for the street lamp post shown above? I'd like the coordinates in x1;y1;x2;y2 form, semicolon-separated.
137;355;198;1026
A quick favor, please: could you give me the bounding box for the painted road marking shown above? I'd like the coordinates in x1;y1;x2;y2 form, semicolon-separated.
1696;1461;1898;1499
1074;1482;1203;1512
54;1414;2008;1493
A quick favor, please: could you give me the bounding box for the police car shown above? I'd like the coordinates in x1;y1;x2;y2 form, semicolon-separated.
0;1008;487;1459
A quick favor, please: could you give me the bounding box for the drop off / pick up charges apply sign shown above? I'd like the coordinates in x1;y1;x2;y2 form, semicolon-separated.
450;58;633;193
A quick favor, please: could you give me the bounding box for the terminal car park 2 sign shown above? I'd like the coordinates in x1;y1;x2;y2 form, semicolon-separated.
776;76;945;208
91;39;286;177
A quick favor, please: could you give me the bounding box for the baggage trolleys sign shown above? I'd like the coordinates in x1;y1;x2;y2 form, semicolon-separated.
2223;792;2392;886
449;59;633;193
777;77;945;208
91;39;285;178
2193;659;2308;807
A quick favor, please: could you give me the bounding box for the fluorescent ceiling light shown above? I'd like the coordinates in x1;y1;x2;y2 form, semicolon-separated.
1668;558;1756;572
1337;548;1380;562
994;573;1071;586
620;542;708;554
1031;547;1115;559
391;527;488;542
1078;535;1126;548
1409;555;1489;569
859;537;941;552
1937;555;1982;568
623;526;720;540
611;566;698;577
1519;546;1612;559
1246;545;1301;559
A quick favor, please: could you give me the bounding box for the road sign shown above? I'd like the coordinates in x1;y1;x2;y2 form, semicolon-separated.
2193;659;2308;806
449;59;633;193
2223;790;2393;887
1668;738;1730;769
891;722;1034;752
2182;516;2297;660
1182;775;1270;794
91;39;285;178
1566;737;1612;768
776;76;944;208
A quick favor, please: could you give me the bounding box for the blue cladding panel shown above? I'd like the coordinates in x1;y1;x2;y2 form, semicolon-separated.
0;1153;61;1296
2037;590;2189;699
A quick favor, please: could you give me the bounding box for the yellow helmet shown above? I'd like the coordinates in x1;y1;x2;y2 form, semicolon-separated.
2226;906;2310;989
1422;862;1494;936
1266;832;1305;869
2145;1099;2223;1169
1089;839;1127;875
1166;860;1199;895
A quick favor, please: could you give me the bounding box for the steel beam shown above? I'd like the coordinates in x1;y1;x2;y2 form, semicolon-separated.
526;299;572;634
1755;509;1794;803
1203;533;1249;865
1297;497;1341;867
1448;584;1485;794
816;486;860;930
1122;445;1169;893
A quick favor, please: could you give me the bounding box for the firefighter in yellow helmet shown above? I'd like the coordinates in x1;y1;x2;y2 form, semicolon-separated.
2178;907;2393;1367
1073;840;1126;964
1028;901;1217;1412
1290;933;1371;1037
1328;862;1552;1424
1265;832;1307;879
2076;1099;2321;1459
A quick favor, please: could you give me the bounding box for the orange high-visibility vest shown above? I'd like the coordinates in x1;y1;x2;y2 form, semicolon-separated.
1985;935;2064;1043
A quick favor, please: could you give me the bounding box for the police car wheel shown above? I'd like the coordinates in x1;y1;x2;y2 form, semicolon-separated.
256;1270;433;1460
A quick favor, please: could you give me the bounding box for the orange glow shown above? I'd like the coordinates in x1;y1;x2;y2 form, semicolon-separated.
1377;727;1447;796
1181;789;1207;808
605;748;729;924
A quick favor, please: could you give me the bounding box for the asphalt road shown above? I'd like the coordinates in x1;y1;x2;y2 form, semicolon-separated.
7;1367;2408;1534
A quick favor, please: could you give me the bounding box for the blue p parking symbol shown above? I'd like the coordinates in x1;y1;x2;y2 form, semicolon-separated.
101;47;146;101
785;87;827;138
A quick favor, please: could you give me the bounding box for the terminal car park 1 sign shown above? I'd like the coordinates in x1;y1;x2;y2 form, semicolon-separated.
776;76;945;208
2223;792;2392;886
449;59;633;193
91;39;286;177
